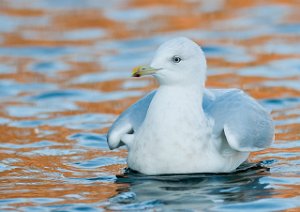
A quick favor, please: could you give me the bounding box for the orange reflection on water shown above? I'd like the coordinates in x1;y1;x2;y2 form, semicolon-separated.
0;0;300;210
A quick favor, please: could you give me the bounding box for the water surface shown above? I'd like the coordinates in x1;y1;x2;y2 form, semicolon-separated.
0;0;300;211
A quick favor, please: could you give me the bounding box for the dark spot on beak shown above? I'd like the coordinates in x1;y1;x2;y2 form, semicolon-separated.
132;73;141;77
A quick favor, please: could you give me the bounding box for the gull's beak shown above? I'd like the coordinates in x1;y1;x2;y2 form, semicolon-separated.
132;65;159;77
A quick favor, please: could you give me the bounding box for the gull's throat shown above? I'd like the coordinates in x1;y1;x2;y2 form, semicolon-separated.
142;84;207;138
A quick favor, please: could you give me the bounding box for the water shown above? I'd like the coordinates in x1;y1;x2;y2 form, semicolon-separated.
0;0;299;211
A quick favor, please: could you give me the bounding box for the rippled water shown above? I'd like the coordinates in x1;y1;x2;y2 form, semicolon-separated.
0;0;300;211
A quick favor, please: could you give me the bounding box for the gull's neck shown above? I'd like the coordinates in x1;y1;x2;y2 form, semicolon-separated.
157;83;204;105
144;83;207;129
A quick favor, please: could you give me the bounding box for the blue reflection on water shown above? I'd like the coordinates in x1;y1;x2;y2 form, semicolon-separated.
0;47;73;58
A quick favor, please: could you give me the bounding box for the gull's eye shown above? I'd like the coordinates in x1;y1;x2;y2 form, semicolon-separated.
172;56;182;63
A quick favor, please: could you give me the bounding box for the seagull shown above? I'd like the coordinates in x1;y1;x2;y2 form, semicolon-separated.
107;37;274;175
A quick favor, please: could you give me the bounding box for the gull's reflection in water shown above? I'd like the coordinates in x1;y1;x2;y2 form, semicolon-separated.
108;161;275;210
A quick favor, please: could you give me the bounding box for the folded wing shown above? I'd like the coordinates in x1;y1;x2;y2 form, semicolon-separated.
107;91;156;149
204;89;274;152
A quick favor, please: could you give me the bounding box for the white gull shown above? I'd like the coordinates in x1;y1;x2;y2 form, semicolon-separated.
107;37;274;175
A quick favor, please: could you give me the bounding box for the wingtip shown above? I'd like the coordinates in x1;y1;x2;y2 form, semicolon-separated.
107;132;119;150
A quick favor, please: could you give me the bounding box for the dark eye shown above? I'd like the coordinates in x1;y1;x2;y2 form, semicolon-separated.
172;56;182;63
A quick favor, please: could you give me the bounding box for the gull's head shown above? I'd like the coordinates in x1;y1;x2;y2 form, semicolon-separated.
132;37;207;86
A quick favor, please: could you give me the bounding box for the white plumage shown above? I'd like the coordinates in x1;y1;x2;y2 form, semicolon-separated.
107;37;274;175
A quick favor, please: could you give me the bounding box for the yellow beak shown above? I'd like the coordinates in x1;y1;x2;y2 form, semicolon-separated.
131;65;158;77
